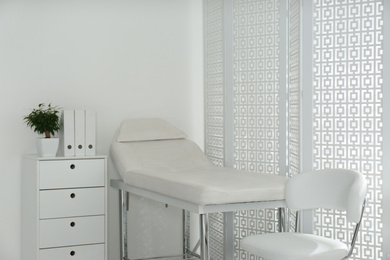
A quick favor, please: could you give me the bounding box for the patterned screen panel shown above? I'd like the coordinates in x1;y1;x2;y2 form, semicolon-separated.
205;0;225;259
205;0;384;259
232;0;280;259
312;1;383;259
205;0;225;168
287;0;301;232
287;0;300;179
205;0;301;259
233;0;280;175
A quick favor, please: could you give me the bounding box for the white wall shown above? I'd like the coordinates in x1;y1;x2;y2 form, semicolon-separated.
0;0;204;259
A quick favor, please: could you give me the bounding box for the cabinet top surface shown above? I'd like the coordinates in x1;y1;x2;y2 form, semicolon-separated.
24;154;107;161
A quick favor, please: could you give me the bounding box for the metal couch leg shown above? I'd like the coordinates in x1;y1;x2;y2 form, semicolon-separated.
183;209;189;258
120;190;129;260
199;214;210;260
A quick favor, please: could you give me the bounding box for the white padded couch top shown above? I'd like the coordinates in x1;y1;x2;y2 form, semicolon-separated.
110;119;287;205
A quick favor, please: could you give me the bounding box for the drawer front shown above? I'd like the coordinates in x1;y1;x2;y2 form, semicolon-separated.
40;216;105;248
40;159;105;189
39;244;105;260
40;187;105;219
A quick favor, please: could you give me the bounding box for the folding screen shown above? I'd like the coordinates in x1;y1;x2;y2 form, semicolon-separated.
232;1;284;260
205;0;226;258
311;0;383;259
205;0;300;259
205;0;383;259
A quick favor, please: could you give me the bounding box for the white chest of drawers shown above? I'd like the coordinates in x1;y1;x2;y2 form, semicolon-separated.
22;155;107;260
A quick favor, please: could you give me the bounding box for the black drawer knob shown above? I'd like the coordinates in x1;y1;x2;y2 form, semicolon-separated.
67;145;72;150
70;164;75;170
88;144;93;149
70;193;76;198
70;222;76;227
78;144;83;149
70;250;75;256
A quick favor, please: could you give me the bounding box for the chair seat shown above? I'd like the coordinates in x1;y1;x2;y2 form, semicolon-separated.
241;232;349;260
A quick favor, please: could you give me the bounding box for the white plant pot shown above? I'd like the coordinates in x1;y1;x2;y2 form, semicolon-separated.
36;137;59;157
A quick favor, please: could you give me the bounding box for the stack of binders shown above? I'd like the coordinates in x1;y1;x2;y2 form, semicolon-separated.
58;110;96;156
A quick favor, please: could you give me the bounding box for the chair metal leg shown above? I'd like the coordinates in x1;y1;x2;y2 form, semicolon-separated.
295;211;300;232
278;207;286;232
120;190;129;260
343;198;367;259
199;214;210;260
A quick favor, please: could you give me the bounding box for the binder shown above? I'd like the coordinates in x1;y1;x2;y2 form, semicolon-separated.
58;110;75;156
85;110;96;155
74;110;86;156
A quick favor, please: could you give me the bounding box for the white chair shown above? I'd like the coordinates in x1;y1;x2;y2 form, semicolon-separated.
241;169;367;260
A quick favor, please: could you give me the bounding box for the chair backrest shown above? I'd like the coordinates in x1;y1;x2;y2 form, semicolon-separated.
285;169;367;222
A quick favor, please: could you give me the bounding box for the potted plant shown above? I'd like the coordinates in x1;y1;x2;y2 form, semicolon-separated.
24;103;61;157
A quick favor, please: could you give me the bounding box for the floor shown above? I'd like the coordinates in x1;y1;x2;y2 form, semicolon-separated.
128;256;199;260
160;257;199;260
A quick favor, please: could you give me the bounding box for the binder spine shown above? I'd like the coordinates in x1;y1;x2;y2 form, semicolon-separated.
85;110;96;156
58;109;97;157
58;110;75;156
74;110;86;156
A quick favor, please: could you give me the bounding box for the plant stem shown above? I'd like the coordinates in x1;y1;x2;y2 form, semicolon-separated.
44;131;51;138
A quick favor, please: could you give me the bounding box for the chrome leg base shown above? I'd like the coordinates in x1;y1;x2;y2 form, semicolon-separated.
123;253;200;260
278;207;286;232
199;214;210;260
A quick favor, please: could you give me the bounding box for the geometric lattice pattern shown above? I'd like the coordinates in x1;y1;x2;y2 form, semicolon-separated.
287;0;301;232
312;1;383;259
287;0;301;180
205;0;225;168
206;0;384;259
204;0;226;259
209;212;224;260
233;0;280;175
232;0;280;259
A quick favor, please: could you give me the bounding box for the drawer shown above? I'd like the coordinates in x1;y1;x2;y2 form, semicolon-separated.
40;187;105;219
40;216;105;248
40;159;105;189
39;244;105;260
